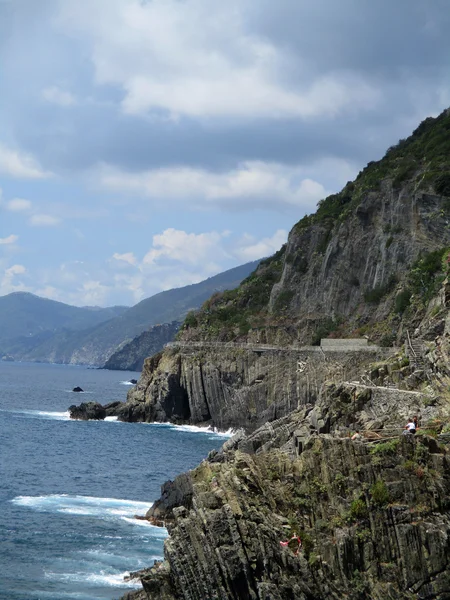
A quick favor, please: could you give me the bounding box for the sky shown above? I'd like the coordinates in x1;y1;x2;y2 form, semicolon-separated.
1;0;450;307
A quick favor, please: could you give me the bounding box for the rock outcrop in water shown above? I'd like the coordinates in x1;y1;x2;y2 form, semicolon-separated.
69;401;106;420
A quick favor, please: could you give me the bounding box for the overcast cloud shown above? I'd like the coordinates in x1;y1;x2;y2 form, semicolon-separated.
1;0;450;305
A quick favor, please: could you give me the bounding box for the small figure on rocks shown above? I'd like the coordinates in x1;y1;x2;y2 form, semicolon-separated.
351;430;362;440
280;533;302;556
403;418;416;435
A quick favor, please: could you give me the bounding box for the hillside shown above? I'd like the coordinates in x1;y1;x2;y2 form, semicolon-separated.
1;260;260;365
111;108;450;600
179;108;450;347
0;292;127;349
116;107;450;430
102;322;180;371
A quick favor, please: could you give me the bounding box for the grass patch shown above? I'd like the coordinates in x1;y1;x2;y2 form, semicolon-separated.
369;439;400;456
370;480;390;506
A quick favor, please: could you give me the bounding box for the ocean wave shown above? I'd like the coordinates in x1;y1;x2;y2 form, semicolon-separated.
148;422;236;438
82;549;158;568
119;381;136;386
104;416;119;421
45;570;142;588
0;408;71;421
11;494;154;521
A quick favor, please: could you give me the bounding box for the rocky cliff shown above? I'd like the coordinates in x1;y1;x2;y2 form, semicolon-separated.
112;109;450;600
123;314;450;599
116;109;450;430
102;321;180;372
120;343;391;430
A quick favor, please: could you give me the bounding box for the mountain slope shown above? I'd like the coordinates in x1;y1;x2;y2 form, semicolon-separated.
179;108;450;346
0;292;127;346
117;107;450;431
102;322;180;371
3;260;260;365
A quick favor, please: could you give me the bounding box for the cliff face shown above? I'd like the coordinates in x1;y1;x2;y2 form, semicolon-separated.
117;111;450;600
122;344;392;429
118;110;450;430
128;364;450;600
103;322;180;372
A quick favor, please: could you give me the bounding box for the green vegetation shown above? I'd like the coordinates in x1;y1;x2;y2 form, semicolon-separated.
273;290;295;312
177;110;450;344
363;276;398;304
182;248;285;340
369;439;400;456
394;289;412;313
295;109;450;235
184;311;198;328
350;498;368;520
370;480;390;506
435;173;450;196
409;247;450;304
311;318;340;346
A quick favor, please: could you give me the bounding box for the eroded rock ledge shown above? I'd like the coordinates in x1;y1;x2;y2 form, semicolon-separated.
120;376;450;600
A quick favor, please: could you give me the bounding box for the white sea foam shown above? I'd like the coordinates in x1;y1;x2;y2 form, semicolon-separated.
45;570;142;588
120;381;136;386
148;422;236;438
2;408;71;421
11;494;155;522
82;549;154;567
104;416;119;421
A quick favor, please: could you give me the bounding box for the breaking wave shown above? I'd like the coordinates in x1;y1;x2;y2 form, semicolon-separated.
11;494;156;524
0;408;71;421
148;422;237;438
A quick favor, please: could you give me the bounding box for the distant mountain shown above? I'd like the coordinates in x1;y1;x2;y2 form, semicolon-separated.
1;260;260;366
0;292;128;346
102;321;180;372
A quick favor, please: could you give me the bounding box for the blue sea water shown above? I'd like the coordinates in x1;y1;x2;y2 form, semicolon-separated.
0;361;229;600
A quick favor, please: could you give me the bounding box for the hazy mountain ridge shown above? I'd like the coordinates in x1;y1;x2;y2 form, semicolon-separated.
0;261;260;365
102;321;181;372
0;292;128;345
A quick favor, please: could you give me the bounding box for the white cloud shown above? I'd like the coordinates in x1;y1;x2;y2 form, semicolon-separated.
0;234;18;245
42;85;76;107
142;228;227;268
112;252;137;266
0;143;52;179
96;161;328;211
56;0;379;120
0;263;29;295
235;229;288;261
6;198;32;212
29;214;62;227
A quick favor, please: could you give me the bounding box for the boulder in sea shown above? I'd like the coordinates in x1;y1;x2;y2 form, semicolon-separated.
72;386;84;392
129;379;138;385
69;401;106;420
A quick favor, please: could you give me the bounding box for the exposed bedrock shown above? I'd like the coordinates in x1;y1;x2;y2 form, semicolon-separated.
121;346;392;430
130;429;450;600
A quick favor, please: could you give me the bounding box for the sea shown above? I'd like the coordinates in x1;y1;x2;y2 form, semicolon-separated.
0;361;230;600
